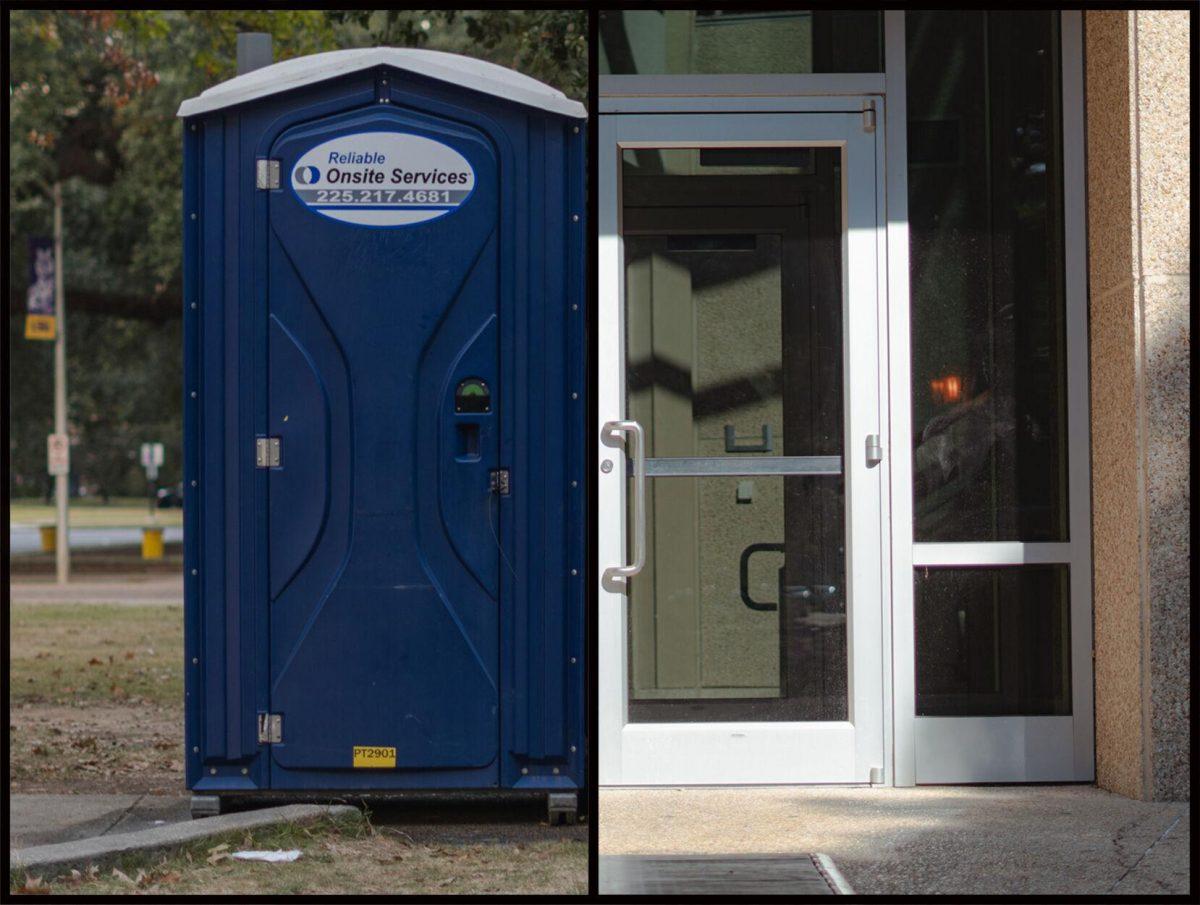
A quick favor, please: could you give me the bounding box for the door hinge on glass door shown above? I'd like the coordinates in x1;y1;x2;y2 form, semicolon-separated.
862;100;876;133
257;713;282;744
865;434;883;466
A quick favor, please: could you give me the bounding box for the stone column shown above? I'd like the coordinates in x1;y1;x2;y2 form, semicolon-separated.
1086;9;1190;801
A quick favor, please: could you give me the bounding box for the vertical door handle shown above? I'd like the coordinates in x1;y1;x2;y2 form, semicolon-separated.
601;420;645;592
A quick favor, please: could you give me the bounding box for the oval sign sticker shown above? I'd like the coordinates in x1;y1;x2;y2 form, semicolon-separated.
291;131;475;227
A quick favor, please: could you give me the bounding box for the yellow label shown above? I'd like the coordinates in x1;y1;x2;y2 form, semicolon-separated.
25;315;56;341
352;746;396;768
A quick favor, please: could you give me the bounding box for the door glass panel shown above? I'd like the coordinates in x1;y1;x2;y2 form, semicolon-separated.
622;148;847;723
906;11;1068;541
600;9;883;75
915;566;1071;716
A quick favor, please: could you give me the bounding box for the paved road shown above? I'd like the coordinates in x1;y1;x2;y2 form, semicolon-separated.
601;786;1190;896
9;525;184;555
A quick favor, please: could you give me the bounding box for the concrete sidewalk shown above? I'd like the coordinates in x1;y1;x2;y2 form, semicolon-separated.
11;801;358;876
10;794;192;849
10;575;183;605
599;786;1189;896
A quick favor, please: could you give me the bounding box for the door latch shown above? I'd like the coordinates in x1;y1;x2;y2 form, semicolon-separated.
489;468;511;496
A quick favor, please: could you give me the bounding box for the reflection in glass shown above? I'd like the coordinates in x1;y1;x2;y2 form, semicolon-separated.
906;11;1068;542
622;149;847;723
600;9;883;75
915;566;1071;716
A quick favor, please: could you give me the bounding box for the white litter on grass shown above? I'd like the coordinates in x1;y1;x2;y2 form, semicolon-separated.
231;850;302;863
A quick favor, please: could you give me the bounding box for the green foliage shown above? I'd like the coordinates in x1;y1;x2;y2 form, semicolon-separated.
8;312;182;497
8;9;586;499
328;10;587;101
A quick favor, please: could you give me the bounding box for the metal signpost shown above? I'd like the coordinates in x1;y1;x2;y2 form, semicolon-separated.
52;185;69;583
27;185;70;583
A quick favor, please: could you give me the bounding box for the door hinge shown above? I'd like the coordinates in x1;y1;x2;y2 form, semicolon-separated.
862;100;877;133
489;467;511;496
865;433;883;467
256;159;280;190
255;436;281;468
257;712;282;744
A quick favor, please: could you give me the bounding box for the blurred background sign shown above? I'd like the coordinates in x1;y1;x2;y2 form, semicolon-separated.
46;433;70;476
140;442;164;480
25;237;56;340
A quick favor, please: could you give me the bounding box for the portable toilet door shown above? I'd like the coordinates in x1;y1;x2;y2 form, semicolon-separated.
178;49;586;820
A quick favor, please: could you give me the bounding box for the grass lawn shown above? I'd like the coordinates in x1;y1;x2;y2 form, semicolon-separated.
10;602;185;794
11;497;183;529
11;810;588;895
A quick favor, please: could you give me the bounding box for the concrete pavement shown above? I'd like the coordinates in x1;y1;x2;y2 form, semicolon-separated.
11;802;360;875
599;785;1190;896
10;795;192;849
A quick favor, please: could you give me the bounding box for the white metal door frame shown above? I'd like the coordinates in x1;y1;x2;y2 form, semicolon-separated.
597;103;889;786
597;10;1093;788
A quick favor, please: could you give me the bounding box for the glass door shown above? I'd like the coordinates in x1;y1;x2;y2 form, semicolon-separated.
598;109;887;784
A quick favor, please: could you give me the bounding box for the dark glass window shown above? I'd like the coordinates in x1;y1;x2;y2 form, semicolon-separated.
622;149;849;723
915;566;1071;717
906;11;1068;542
600;10;883;75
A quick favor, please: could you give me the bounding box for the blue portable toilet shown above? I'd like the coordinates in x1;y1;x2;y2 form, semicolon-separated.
177;48;586;821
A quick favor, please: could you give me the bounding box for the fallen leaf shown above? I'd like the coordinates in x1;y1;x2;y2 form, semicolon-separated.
112;867;136;885
206;852;229;865
124;651;136;660
88;658;103;666
17;874;48;894
208;843;230;853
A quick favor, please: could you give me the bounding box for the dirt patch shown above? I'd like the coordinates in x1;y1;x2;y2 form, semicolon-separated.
10;603;184;795
10;545;184;575
10;703;183;795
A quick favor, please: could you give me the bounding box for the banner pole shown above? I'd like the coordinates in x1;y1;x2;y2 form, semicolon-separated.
53;180;70;585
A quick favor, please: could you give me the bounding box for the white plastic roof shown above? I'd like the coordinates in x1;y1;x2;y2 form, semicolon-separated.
177;47;586;119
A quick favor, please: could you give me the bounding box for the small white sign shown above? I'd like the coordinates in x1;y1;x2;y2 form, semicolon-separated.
47;433;70;476
140;442;164;468
291;131;476;228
